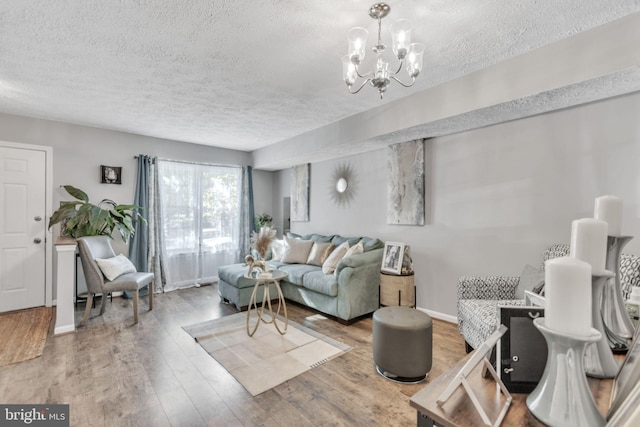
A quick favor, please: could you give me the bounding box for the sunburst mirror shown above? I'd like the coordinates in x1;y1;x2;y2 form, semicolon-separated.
330;163;356;207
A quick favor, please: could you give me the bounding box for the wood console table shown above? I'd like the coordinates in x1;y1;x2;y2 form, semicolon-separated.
410;350;615;427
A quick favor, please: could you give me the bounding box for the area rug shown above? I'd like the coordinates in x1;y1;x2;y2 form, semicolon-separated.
0;306;52;367
183;312;351;396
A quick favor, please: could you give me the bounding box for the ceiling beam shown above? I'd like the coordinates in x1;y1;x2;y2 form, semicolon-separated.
252;12;640;171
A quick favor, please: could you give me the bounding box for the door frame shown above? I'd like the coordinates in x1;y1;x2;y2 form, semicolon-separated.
0;140;53;307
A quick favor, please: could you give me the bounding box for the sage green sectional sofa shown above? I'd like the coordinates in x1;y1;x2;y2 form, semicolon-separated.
217;233;384;323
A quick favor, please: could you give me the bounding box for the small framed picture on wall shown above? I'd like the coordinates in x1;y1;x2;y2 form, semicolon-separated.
381;241;405;275
101;165;122;184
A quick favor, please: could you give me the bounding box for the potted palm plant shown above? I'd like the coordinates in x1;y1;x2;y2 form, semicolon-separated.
48;185;145;241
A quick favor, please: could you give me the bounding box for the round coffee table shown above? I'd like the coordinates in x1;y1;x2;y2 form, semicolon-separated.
245;270;288;337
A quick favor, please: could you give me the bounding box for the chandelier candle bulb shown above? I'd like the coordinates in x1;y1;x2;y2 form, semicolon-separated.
347;27;368;63
570;218;608;274
594;195;623;236
544;257;593;337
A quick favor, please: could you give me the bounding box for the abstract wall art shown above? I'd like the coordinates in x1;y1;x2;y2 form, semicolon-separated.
291;163;310;222
387;139;425;225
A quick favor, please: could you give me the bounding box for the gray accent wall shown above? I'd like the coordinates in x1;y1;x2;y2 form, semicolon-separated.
278;92;640;319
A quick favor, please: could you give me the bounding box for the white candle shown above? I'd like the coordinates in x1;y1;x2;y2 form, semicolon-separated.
544;257;592;337
570;218;608;274
594;195;623;236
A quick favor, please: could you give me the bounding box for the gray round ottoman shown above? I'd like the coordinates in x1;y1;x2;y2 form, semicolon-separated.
373;306;433;383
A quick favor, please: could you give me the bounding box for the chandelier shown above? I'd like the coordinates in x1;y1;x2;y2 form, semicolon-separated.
342;3;424;99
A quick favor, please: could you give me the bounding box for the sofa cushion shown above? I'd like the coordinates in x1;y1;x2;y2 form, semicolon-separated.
343;240;364;259
281;236;314;264
458;299;527;349
270;239;285;261
267;260;287;269
621;254;640;298
278;263;319;285
331;235;362;248
322;241;349;275
306;242;334;266
361;237;384;251
218;263;256;289
302;270;338;297
515;264;545;299
304;233;334;243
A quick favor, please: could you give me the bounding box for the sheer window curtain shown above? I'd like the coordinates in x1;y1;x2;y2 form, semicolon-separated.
157;160;245;291
148;159;167;292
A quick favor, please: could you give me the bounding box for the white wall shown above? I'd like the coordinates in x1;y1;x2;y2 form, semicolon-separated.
0;112;258;298
278;92;640;318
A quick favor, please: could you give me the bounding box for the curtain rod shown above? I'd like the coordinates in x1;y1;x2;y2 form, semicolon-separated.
134;155;243;169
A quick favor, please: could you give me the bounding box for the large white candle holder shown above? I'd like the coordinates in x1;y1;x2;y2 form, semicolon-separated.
526;318;604;427
584;271;619;378
602;235;635;351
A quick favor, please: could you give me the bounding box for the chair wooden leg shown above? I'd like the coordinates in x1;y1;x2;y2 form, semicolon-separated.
99;293;107;315
133;289;139;324
82;293;94;326
148;282;153;311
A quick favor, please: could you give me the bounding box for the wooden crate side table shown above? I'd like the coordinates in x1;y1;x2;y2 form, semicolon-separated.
380;272;415;307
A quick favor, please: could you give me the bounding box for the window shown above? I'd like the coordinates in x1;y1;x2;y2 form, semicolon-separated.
158;160;242;290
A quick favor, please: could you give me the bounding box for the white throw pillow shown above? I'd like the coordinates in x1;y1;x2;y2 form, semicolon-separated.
270;239;285;261
95;254;137;281
322;241;350;275
343;240;364;259
281;236;314;264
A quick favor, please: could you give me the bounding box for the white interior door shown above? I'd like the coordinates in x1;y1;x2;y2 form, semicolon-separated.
0;146;46;312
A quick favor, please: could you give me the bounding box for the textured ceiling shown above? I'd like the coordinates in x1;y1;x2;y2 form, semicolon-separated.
0;1;639;156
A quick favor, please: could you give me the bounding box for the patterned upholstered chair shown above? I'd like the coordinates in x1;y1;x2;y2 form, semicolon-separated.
457;244;640;352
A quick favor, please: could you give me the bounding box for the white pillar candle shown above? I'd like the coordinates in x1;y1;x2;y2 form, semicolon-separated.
570;218;608;274
594;195;623;236
544;257;592;337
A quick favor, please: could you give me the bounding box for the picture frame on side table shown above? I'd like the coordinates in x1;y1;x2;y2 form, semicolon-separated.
381;241;405;275
436;325;511;427
524;290;546;307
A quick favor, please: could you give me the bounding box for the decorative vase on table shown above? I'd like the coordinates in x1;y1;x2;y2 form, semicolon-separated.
248;226;276;275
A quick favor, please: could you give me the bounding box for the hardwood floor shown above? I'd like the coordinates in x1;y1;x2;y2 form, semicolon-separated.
0;285;466;426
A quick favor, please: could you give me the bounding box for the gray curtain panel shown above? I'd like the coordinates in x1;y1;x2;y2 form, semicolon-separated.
129;154;151;271
238;166;255;263
125;154;152;297
128;157;164;293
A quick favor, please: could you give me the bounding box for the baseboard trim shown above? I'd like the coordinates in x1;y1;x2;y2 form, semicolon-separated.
54;324;75;336
417;307;458;324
